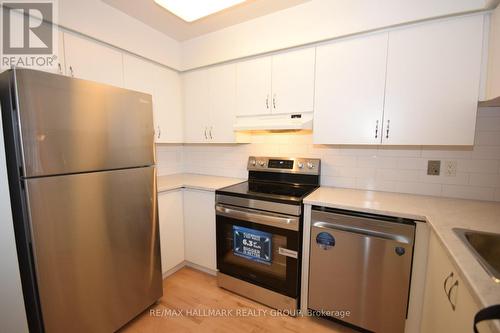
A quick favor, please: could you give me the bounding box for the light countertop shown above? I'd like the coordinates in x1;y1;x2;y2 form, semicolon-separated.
304;187;500;312
157;173;244;193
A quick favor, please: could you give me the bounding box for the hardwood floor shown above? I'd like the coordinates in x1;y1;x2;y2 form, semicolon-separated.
119;267;355;333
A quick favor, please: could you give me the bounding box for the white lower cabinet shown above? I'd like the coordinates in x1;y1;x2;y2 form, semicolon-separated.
421;232;492;333
158;189;185;275
183;189;217;271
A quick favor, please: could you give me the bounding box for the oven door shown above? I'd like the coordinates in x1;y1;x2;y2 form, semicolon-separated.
215;204;300;298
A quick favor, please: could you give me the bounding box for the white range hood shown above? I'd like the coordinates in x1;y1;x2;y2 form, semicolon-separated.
233;113;313;131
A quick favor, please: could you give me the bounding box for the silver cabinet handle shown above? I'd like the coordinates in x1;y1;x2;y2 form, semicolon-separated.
216;204;299;231
273;94;276;109
443;272;454;294
385;119;390;139
57;63;62;74
209;126;213;140
69;66;74;77
375;120;379;138
157;126;161;139
447;280;459;311
204;127;208;140
266;95;269;109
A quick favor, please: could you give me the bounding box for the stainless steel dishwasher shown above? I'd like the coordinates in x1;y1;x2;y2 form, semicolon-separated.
308;207;416;333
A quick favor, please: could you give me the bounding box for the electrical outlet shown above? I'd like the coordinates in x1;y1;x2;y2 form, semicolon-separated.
427;160;441;176
444;160;457;177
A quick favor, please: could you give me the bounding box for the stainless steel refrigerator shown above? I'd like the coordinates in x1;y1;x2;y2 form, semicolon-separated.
0;68;163;332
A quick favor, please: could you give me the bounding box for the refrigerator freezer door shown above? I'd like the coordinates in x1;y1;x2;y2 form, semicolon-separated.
25;166;162;333
14;69;155;178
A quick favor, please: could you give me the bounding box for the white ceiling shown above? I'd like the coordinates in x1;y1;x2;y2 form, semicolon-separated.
101;0;309;41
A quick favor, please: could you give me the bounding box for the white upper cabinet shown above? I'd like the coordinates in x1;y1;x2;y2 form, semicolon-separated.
271;48;316;115
313;33;389;144
236;56;272;117
236;48;315;117
183;64;247;143
38;28;65;75
63;32;124;88
208;64;239;143
183;69;210;143
123;54;183;143
383;16;484;145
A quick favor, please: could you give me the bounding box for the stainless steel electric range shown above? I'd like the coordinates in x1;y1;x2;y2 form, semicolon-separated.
215;156;321;311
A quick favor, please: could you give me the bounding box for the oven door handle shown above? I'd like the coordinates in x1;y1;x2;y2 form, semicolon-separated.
216;204;299;231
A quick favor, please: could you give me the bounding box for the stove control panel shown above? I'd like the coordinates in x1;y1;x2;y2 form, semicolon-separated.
248;157;321;175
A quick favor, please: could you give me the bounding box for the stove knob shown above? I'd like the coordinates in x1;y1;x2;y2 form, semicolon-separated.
307;161;315;169
249;159;256;167
258;160;266;167
297;162;304;169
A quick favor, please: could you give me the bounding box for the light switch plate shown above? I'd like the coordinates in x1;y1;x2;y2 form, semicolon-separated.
427;160;441;176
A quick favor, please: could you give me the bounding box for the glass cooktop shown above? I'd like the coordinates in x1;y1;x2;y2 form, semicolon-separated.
216;181;318;204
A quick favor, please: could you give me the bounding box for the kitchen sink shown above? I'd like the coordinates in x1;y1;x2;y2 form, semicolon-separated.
454;228;500;283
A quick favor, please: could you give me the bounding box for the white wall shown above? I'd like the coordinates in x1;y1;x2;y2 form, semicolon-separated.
162;107;500;202
58;0;181;69
487;4;500;98
0;114;29;332
181;0;492;70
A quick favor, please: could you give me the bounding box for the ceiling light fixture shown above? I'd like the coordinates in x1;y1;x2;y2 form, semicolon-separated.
154;0;246;22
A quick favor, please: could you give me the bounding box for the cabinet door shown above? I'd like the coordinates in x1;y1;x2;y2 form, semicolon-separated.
421;232;485;333
155;68;183;143
208;63;237;143
271;48;315;115
183;69;210;143
158;190;184;274
313;33;388;144
383;16;483;145
183;189;216;271
39;28;66;75
123;55;183;143
64;32;123;87
236;56;272;116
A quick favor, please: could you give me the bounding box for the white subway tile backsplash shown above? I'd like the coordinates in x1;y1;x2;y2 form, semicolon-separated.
475;131;500;146
442;185;495;201
477;107;500;117
469;174;500;187
321;176;357;188
156;108;500;202
395;182;442;196
470;146;500;160
475;116;500;131
457;159;500;174
419;172;470;185
396;157;427;170
495;188;500;202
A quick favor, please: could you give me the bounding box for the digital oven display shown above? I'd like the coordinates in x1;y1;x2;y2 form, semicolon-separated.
268;159;294;169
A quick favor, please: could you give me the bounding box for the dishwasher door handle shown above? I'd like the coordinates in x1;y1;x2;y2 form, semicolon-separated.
313;221;412;244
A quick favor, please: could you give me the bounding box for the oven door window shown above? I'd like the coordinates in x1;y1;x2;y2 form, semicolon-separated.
216;214;299;298
233;226;272;265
